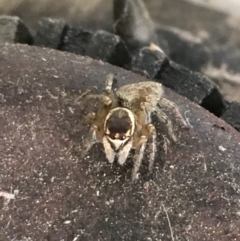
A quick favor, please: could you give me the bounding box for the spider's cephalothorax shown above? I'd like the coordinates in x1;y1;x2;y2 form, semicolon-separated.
105;107;134;144
78;74;188;180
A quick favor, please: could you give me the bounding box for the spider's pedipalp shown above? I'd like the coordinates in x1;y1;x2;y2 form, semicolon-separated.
117;139;133;165
102;136;115;163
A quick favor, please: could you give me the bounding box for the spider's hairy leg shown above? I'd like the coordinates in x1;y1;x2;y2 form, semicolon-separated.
155;107;177;142
85;94;112;106
83;74;118;106
105;74;118;94
117;139;133;165
140;101;152;123
81;124;98;158
146;124;157;171
74;112;96;132
102;136;115;163
142;100;176;142
159;97;188;127
162;134;170;155
132;135;147;181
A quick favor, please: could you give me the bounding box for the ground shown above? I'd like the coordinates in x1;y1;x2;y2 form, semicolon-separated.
0;44;240;240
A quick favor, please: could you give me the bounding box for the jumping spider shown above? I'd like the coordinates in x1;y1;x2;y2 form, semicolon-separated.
79;74;187;180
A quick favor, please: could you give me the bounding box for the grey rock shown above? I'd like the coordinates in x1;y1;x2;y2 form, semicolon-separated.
156;61;226;116
61;28;131;68
35;17;67;49
131;47;168;79
155;27;210;72
0;15;33;44
221;101;240;131
86;30;131;67
61;25;93;55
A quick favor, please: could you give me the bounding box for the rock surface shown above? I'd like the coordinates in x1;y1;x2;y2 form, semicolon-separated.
0;44;240;241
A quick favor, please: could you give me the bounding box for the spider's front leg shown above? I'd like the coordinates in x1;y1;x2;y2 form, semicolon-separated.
85;94;113;106
74;112;96;132
105;73;118;94
85;75;118;107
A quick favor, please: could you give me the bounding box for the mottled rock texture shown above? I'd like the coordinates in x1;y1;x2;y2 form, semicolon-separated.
0;44;240;241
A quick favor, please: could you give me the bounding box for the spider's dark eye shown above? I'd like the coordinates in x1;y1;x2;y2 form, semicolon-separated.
119;136;126;141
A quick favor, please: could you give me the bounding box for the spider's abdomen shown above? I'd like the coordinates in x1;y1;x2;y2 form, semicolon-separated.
116;81;163;109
